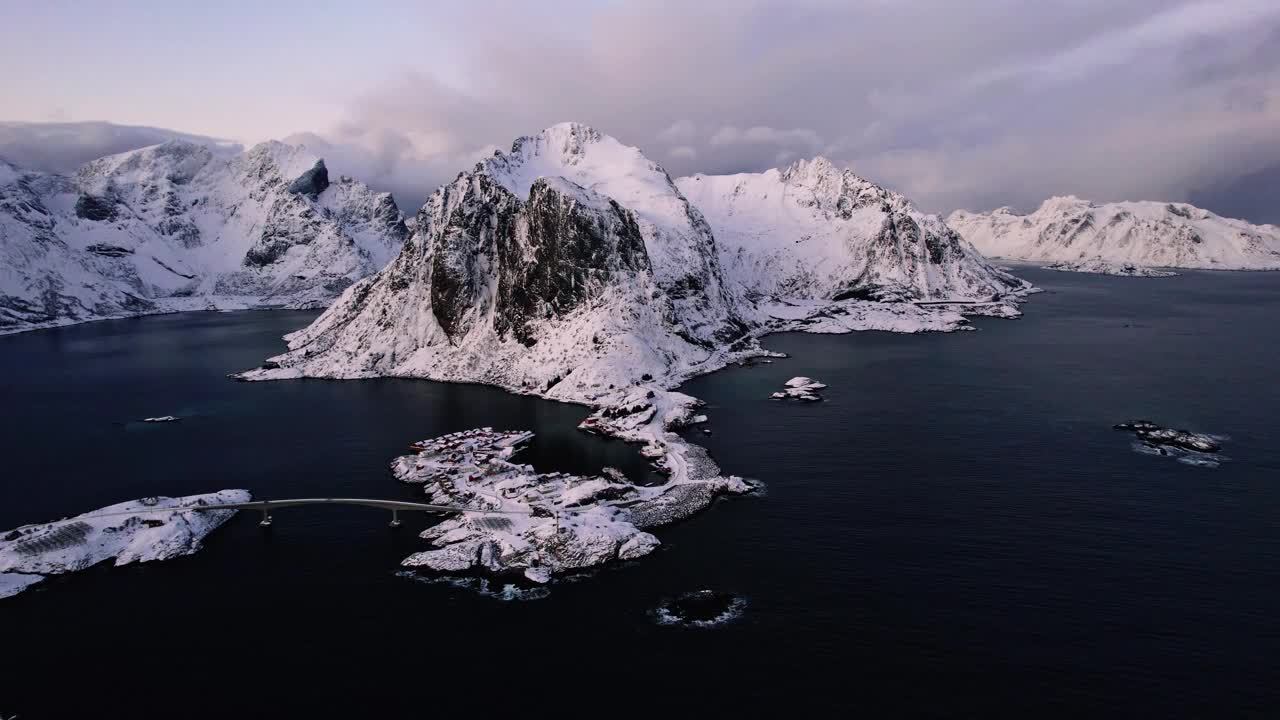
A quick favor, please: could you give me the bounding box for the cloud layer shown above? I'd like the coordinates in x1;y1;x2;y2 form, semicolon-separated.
0;122;238;174
308;0;1280;219
4;1;1277;221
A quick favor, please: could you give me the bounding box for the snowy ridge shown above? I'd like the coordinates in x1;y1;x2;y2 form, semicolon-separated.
948;196;1280;272
678;157;1030;307
0;140;408;334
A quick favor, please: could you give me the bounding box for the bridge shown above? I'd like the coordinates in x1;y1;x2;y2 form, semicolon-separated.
11;497;529;534
191;497;530;527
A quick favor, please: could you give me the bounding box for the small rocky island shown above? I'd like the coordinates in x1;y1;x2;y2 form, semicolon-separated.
771;377;827;401
392;426;753;583
1114;420;1223;466
1114;420;1221;453
653;589;747;628
1045;260;1178;277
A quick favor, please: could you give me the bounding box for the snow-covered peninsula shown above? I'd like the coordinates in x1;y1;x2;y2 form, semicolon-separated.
948;196;1280;274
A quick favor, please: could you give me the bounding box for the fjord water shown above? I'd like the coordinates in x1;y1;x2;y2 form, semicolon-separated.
2;268;1277;717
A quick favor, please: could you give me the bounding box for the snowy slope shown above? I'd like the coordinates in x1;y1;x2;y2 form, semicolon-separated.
948;196;1280;272
678;157;1028;306
0;141;408;334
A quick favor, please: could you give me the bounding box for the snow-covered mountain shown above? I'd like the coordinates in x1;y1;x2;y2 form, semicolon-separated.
243;123;1036;394
948;196;1280;273
245;123;751;403
0;140;408;333
244;124;1033;399
677;157;1026;305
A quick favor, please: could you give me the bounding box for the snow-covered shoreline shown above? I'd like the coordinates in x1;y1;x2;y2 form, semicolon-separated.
0;299;324;337
0;490;249;599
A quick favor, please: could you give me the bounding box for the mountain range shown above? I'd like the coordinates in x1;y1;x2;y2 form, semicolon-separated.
237;123;1029;401
0;140;408;333
949;196;1280;275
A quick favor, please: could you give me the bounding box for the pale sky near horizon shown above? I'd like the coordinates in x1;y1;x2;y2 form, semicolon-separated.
2;0;1278;219
0;1;484;141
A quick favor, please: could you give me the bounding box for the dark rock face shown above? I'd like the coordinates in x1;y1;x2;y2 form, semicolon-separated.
419;173;656;345
74;194;118;221
242;198;325;269
494;179;650;345
286;160;330;198
85;244;133;258
371;194;410;244
427;175;514;338
243;239;294;268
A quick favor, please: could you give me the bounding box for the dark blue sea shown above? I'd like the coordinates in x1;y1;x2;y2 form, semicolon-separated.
1;267;1277;718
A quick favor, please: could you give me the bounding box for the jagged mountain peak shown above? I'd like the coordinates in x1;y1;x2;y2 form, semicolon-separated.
509;121;604;159
484;122;673;202
779;155;839;182
677;159;1026;304
1035;194;1092;213
237;140;328;185
76;140;215;192
466;124;743;345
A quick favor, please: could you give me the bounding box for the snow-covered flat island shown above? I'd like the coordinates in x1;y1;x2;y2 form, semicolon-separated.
1043;260;1178;278
0;490;248;599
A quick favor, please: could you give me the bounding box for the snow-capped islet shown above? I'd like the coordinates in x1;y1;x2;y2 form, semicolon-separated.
948;196;1280;274
0;140;408;334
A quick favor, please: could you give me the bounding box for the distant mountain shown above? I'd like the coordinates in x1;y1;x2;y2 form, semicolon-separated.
0;120;239;175
677;157;1025;306
0;140;408;333
948;196;1280;273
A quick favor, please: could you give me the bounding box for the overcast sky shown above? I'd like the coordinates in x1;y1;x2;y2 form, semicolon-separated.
2;0;1278;221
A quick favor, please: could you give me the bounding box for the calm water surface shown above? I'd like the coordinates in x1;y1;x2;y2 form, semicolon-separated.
1;268;1277;717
